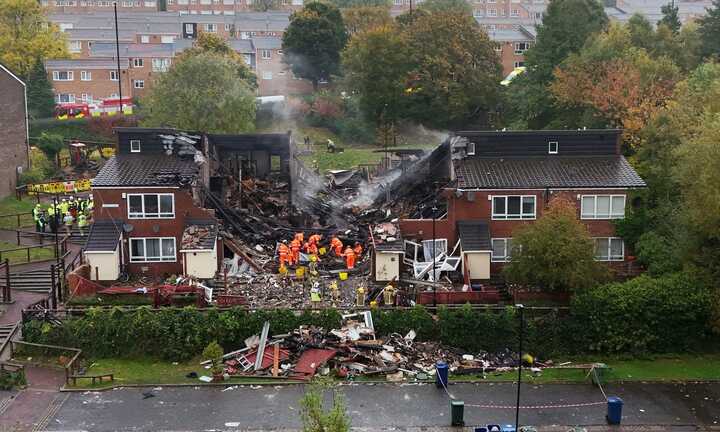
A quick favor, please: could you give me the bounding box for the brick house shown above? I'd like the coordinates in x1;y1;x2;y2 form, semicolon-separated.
398;129;646;287
45;59;131;104
0;64;29;198
86;128;221;280
488;26;535;76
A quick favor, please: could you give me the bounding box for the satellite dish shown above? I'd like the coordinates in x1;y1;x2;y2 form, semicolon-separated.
123;223;134;233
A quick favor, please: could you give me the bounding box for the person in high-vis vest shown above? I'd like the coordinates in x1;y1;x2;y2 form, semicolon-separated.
33;204;43;232
77;213;88;236
63;212;74;235
47;204;57;233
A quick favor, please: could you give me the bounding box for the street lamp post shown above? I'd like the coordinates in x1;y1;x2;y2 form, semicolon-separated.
515;303;525;431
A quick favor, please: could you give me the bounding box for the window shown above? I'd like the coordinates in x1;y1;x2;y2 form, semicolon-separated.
488;8;497;16
466;142;475;156
548;141;558;154
130;237;176;262
581;195;626;219
594;237;624;261
152;58;171;72
52;71;73;81
510;8;519;16
69;40;82;53
110;93;118;99
261;49;271;60
491;238;513;262
80;70;91;81
494;43;502;53
474;9;484;17
134;80;145;88
80;93;89;101
110;70;119;81
184;23;194;34
262;71;272;80
514;42;530;54
130;139;141;152
513;61;525;68
140;35;150;43
133;58;144;68
492;195;536;220
127;193;174;218
204;23;217;32
145;0;156;6
160;35;175;44
56;93;75;103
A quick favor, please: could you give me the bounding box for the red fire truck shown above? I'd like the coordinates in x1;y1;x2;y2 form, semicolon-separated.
55;97;134;119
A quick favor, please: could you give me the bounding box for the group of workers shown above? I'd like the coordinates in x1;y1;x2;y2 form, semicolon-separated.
277;232;364;271
32;195;94;235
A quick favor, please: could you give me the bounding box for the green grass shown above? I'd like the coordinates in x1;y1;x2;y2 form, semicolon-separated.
0;241;55;264
64;354;720;389
0;196;36;229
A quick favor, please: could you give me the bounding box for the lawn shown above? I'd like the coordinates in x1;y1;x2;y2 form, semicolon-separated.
0;241;55;264
64;354;720;389
0;196;36;229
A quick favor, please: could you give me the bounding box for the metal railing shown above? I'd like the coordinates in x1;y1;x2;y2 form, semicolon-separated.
0;236;69;265
0;259;9;303
0;322;20;362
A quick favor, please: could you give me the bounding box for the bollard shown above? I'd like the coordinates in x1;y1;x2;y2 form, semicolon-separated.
435;361;449;389
606;396;623;425
450;400;464;426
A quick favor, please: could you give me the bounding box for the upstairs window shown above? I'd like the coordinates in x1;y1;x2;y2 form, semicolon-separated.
492;195;536;220
52;71;73;81
130;139;141;152
548;141;558;154
261;49;271;60
133;58;144;68
128;193;174;218
466;142;475;156
581;195;625;219
80;70;92;81
110;70;119;81
514;41;530;55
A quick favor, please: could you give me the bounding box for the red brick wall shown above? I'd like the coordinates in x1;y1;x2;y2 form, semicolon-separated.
0;69;28;198
93;186;216;276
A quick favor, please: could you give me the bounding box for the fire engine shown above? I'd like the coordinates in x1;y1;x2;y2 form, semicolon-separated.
55;97;134;119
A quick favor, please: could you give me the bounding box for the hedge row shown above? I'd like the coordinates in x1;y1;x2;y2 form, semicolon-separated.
23;272;718;361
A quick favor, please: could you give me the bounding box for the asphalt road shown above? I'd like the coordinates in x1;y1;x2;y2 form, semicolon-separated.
45;382;720;431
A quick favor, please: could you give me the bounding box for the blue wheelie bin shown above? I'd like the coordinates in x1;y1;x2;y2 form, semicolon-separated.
606;396;623;424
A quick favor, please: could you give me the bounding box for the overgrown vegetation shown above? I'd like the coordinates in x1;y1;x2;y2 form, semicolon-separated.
300;383;351;432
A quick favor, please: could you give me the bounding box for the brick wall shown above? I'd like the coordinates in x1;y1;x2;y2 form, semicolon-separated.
0;68;28;198
48;66;133;103
256;47;312;96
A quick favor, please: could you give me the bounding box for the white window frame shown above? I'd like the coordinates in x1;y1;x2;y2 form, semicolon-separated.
262;71;272;80
580;195;626;220
52;71;73;81
548;141;558;154
130;237;177;262
593;237;624;261
140;35;150;43
467;142;475;156
514;41;530;55
152;58;171;72
110;70;119;81
56;93;75;103
133;80;145;89
488;8;497;16
127;193;175;219
261;49;271;60
491;195;536;220
130;139;141;153
491;238;513;262
204;23;217;32
69;40;82;53
161;35;175;43
80;70;92;81
133;58;144;68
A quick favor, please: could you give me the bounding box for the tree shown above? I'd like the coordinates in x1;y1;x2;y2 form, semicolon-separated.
35;132;65;168
504;0;608;128
658;2;681;34
419;0;472;15
25;58;55;119
503;198;608;292
401;12;502;128
250;0;281;11
342;25;411;126
0;0;68;77
697;0;720;59
300;384;351;432
141;53;256;133
342;6;392;35
175;32;257;89
282;2;348;89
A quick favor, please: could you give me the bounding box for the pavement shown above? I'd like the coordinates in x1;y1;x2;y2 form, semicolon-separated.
0;366;67;432
36;381;720;431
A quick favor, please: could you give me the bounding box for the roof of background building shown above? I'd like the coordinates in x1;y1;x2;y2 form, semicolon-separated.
45;58;130;69
252;36;282;50
90;42;176;57
66;28;136;41
93;155;199;187
457;220;491;252
85;219;123;252
453;156;646;189
487;27;536;42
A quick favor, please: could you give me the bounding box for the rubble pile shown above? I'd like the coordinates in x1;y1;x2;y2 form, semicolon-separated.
182;225;215;249
204;320;536;382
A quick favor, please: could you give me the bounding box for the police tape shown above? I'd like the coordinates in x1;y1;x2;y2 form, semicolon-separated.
463;401;607;409
28;179;92;195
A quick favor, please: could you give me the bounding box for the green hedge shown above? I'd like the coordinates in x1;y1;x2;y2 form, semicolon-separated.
23;273;719;361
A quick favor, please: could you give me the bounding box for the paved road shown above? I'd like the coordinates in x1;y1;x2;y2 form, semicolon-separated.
44;382;720;431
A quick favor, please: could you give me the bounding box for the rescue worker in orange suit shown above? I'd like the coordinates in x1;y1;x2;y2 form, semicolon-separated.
307;241;320;261
353;242;363;257
295;232;304;244
343;246;356;270
278;241;290;267
308;233;322;248
290;237;301;265
331;236;344;257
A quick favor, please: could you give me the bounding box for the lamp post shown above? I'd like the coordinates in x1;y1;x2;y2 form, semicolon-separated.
515;303;525;431
431;199;437;307
113;2;123;113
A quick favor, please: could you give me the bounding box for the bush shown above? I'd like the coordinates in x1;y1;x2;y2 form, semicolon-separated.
19;149;56;184
569;272;716;353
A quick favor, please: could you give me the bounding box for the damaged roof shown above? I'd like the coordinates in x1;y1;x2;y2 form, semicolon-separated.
93;155;199;187
181;219;218;251
454;156;646;189
457;220;491;252
85;219;123;252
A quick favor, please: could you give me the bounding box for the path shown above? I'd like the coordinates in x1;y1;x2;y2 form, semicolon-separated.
44;382;720;431
0;366;66;432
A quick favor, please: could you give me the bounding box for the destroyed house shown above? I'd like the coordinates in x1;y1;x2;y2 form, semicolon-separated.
398;129;646;288
86;128;221;280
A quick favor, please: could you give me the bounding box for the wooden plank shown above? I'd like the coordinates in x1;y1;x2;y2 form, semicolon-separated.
272;343;279;377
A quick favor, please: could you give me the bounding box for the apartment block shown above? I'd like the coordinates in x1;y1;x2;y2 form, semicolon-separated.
46;59;132;104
